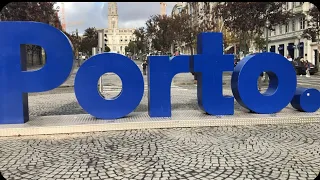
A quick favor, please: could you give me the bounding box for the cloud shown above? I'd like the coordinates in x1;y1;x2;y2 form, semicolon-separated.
55;2;176;35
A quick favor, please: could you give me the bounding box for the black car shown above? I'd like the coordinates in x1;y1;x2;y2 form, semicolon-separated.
292;58;318;75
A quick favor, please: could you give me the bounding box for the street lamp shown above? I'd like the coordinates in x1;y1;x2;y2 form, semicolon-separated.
263;19;271;83
297;35;302;58
265;19;270;52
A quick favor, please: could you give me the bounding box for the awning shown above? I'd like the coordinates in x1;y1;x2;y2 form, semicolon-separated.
297;42;304;48
278;46;284;51
287;44;296;50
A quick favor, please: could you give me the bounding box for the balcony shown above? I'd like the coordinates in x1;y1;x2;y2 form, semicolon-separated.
268;30;304;41
293;5;303;13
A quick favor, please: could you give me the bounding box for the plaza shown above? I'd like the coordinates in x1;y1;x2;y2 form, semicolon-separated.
1;2;320;179
0;61;320;179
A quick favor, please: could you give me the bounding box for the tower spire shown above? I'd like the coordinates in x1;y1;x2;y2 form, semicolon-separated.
160;2;167;16
108;2;118;16
107;2;118;29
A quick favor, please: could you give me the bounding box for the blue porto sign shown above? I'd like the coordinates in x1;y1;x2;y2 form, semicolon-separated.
0;22;319;124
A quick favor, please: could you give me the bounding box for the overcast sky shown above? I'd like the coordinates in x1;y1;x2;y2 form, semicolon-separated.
54;2;176;35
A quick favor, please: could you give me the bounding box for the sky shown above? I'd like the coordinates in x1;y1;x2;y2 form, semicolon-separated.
54;2;176;35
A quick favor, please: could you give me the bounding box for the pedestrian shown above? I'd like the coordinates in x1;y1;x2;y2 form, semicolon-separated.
305;60;311;78
287;55;293;62
299;58;306;76
258;72;264;91
193;73;197;84
141;60;148;75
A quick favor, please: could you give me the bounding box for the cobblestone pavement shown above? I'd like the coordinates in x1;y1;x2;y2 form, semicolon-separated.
0;124;319;180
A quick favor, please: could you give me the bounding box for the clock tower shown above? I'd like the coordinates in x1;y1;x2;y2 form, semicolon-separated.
108;2;118;29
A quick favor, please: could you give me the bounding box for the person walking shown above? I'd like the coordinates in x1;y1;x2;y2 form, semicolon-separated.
258;72;264;91
141;60;148;75
305;60;311;78
298;58;306;76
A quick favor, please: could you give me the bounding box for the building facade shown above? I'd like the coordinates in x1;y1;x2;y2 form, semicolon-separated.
102;2;135;54
172;2;219;55
263;2;318;65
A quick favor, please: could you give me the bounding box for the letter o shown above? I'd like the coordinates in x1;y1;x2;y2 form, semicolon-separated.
74;53;144;119
231;53;297;113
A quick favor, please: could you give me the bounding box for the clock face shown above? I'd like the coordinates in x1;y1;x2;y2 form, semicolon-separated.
112;17;115;21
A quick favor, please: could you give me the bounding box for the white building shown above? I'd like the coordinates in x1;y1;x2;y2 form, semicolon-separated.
263;2;318;65
101;2;135;54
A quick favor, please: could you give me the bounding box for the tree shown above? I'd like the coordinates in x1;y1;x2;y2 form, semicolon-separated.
0;2;60;66
0;2;57;23
171;9;200;55
79;27;98;55
63;31;81;57
133;27;148;54
254;35;269;52
125;41;137;54
146;15;175;53
216;2;292;54
303;6;320;42
105;45;111;52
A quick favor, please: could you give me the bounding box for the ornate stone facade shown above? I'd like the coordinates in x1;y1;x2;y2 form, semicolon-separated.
103;2;135;54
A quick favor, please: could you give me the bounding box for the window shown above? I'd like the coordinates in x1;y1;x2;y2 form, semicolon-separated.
300;17;305;29
286;23;289;32
111;21;115;29
291;20;295;31
274;27;277;35
279;25;283;34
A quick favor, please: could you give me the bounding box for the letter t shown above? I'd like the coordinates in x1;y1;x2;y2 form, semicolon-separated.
191;33;234;115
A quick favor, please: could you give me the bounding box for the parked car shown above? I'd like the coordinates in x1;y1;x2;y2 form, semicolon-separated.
292;57;318;75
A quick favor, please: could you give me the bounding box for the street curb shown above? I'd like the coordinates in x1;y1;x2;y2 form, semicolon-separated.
0;111;319;137
59;85;74;88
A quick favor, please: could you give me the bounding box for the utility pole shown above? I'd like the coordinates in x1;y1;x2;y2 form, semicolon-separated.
76;29;80;67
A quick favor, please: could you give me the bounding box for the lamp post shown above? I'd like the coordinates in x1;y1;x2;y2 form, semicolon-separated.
297;35;302;58
265;19;270;52
264;19;270;83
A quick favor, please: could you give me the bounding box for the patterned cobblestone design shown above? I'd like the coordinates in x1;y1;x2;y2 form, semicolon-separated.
0;124;319;179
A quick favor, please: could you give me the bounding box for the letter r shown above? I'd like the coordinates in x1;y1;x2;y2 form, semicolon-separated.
0;22;74;124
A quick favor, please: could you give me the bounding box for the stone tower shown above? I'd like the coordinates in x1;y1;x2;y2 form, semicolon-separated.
108;2;118;29
160;2;166;16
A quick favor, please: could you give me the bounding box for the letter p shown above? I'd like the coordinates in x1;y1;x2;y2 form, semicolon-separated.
0;22;74;124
